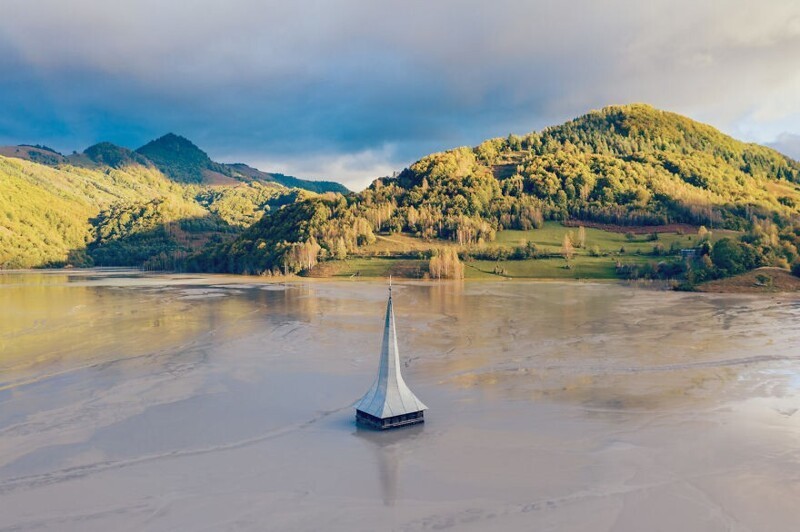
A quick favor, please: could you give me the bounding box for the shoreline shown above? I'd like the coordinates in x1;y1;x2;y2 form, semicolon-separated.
4;267;799;294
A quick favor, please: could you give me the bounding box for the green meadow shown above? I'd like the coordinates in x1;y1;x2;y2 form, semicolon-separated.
312;221;735;279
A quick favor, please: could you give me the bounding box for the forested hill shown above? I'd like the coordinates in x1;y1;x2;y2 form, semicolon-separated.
194;104;800;274
475;103;800;229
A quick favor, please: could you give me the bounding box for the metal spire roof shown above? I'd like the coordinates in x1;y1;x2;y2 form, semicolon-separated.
355;282;428;419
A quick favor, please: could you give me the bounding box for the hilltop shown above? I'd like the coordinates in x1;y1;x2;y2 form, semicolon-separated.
134;133;349;192
135;134;239;184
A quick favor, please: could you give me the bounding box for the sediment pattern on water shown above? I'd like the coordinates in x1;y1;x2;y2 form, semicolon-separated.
1;271;799;531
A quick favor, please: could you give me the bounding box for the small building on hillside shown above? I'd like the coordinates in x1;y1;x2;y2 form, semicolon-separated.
355;282;427;430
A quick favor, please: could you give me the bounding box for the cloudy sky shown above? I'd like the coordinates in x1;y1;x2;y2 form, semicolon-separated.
2;0;799;190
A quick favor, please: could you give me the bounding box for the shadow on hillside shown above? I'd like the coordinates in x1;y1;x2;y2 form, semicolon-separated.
60;213;241;271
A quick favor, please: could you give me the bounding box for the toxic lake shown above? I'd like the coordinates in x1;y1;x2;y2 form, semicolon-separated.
1;270;799;531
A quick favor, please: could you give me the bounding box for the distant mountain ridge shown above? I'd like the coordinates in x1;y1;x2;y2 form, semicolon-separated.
226;163;349;194
0;133;349;194
0;133;347;269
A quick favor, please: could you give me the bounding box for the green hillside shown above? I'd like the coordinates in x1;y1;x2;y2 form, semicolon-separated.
0;152;311;269
189;196;375;274
200;104;800;277
522;104;800;226
0;155;182;267
0;133;349;269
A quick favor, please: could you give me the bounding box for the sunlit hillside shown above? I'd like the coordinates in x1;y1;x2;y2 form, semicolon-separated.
0;155;296;268
193;104;800;277
0;133;348;269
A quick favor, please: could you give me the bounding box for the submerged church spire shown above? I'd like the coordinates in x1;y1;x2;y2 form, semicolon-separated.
355;281;427;429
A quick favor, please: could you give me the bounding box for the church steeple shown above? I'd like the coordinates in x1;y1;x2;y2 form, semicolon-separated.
355;281;427;429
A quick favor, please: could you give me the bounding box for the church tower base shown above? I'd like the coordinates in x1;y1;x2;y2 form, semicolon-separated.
356;409;424;430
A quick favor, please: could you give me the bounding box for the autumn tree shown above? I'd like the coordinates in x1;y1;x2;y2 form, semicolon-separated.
334;237;348;260
561;233;575;261
428;248;464;279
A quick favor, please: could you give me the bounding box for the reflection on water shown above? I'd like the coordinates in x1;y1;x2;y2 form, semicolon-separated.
353;424;425;506
1;270;800;531
0;271;328;391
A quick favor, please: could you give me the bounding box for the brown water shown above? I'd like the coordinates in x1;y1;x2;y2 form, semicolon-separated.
1;270;799;531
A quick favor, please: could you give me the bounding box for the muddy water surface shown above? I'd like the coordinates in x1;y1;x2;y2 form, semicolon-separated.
1;270;799;531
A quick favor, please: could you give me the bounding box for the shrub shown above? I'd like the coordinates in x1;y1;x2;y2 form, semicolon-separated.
755;273;773;287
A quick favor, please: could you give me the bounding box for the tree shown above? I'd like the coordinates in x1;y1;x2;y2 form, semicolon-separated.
577;226;586;248
335;237;347;260
710;238;747;275
561;234;575;261
429;252;443;279
428;248;464;279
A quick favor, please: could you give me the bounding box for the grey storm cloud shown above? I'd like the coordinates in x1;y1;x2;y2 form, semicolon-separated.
2;0;799;189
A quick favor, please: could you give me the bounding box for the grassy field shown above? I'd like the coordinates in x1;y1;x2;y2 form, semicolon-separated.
493;222;736;255
354;233;459;256
309;257;429;278
470;256;614;279
309;222;738;280
310;257;500;279
467;254;672;279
